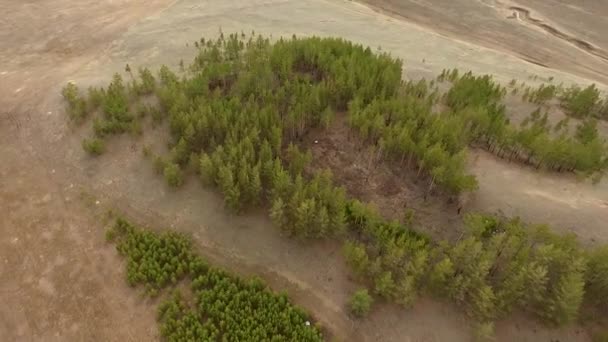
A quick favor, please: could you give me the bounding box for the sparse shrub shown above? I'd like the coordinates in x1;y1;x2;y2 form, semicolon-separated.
82;138;105;155
473;321;495;342
136;102;148;118
87;86;105;110
153;156;166;174
163;162;183;187
150;106;164;123
142;145;152;158
130;119;143;136
105;227;116;242
62;82;79;104
62;83;88;121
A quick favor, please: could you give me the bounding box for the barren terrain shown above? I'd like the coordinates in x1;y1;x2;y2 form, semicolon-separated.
1;0;607;341
362;0;608;85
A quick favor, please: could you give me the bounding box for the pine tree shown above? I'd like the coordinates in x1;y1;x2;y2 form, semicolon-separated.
374;271;396;299
218;165;241;211
545;257;586;325
269;197;287;231
428;256;454;295
294;198;316;237
343;241;370;277
248;163;262;204
320;106;334;129
315;205;330;237
394;275;417;307
199;153;216;186
586;246;608;309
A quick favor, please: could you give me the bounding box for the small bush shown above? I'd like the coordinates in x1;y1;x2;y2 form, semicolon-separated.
62;83;88;121
154;156;166;174
163;163;183;187
138;67;156;94
87;86;105;110
105;228;116;242
349;289;373;317
473;321;495;342
82;138;105;155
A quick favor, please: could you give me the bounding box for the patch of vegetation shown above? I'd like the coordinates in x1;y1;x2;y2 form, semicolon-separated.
343;206;608;327
561;84;607;120
82;137;105;155
163;162;183;187
522;82;608;121
61;83;87;121
64;33;608;337
108;217;324;341
440;71;608;177
524;83;559;105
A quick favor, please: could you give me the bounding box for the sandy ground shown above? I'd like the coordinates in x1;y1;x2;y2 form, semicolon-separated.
0;134;158;341
1;0;607;341
362;0;608;86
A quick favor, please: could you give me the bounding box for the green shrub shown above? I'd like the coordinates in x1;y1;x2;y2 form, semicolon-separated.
62;83;88;121
105;227;116;242
82;138;105;155
87;86;105;109
349;289;373;317
163;163;183;187
561;84;601;118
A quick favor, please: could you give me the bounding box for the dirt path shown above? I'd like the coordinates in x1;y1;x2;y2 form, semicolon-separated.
1;0;606;341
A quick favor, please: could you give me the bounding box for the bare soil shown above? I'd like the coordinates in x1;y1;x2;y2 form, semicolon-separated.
361;0;608;86
0;137;158;341
1;0;607;341
300;113;463;241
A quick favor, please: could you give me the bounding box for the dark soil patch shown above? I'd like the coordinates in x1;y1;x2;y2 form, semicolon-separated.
300;113;463;241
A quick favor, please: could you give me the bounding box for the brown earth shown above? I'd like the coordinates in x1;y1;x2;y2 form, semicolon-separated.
300;113;463;242
361;0;608;85
1;0;607;341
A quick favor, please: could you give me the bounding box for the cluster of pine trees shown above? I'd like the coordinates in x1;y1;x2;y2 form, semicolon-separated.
561;84;608;121
108;217;324;341
522;83;559;104
515;79;608;121
440;71;608;177
343;202;608;335
63;33;608;337
348;80;478;195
